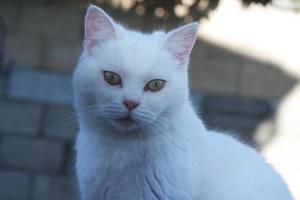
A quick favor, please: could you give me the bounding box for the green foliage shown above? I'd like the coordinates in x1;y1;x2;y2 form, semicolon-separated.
94;0;272;24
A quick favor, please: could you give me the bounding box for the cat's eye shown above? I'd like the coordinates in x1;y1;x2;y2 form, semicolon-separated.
103;71;121;85
145;79;165;92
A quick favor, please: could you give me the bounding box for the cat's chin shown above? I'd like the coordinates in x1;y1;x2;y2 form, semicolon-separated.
108;117;140;133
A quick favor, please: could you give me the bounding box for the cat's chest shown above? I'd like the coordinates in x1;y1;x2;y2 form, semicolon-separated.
78;144;191;200
76;130;201;200
83;158;189;200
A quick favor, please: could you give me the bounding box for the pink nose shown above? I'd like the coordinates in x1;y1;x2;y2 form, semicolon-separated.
123;100;139;111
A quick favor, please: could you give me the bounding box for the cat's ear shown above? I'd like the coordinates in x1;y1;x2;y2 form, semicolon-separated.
84;5;117;54
164;22;199;67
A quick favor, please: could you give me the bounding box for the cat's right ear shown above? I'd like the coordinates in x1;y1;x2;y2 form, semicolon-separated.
163;22;198;68
84;5;117;55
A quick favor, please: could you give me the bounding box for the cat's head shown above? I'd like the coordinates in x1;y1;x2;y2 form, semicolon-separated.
73;5;198;133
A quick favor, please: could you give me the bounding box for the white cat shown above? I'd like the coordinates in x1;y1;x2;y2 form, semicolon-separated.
73;5;293;200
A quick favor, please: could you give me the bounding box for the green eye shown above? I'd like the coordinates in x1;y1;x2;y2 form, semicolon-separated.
103;71;121;85
145;79;165;92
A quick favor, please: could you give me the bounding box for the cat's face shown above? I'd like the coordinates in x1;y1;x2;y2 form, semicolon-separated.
73;5;198;133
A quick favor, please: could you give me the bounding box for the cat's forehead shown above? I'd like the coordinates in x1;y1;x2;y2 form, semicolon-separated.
121;30;165;51
96;30;171;76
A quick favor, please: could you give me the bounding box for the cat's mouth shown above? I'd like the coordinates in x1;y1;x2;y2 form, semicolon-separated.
116;116;135;126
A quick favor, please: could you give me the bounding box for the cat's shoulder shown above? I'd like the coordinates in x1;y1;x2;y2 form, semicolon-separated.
205;130;262;161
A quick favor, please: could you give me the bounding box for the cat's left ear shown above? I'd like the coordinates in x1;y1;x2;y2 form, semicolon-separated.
164;22;199;67
84;5;117;55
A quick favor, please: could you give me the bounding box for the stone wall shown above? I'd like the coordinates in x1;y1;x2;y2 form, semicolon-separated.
0;71;78;200
1;1;84;72
0;99;78;199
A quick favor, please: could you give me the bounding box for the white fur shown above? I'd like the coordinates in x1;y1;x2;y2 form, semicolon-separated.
73;5;293;200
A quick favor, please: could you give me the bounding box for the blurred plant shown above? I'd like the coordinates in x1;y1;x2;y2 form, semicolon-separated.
292;0;300;4
91;0;272;23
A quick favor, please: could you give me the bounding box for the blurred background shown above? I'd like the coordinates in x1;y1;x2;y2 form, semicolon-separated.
0;0;299;199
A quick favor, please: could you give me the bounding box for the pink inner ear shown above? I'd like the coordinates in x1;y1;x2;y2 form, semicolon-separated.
164;23;198;67
85;6;116;55
166;34;195;64
86;14;101;54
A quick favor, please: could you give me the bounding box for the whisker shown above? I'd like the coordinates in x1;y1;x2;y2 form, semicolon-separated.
101;108;126;113
137;109;155;116
103;104;123;109
101;111;127;118
135;109;156;118
151;117;185;151
78;109;100;116
77;108;102;120
133;112;154;121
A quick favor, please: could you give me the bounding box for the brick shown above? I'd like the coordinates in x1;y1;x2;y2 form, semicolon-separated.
201;95;273;116
0;99;41;135
0;78;4;96
190;41;239;95
200;95;277;146
0;0;22;4
7;68;73;105
240;63;297;99
19;5;83;42
0;170;31;200
23;0;47;4
203;111;259;145
0;137;64;173
6;35;42;67
33;175;78;200
44;40;81;72
45;106;78;140
190;91;203;113
204;111;260;130
0;3;22;34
